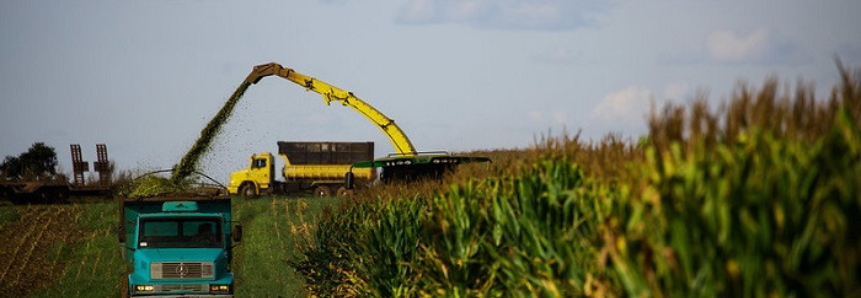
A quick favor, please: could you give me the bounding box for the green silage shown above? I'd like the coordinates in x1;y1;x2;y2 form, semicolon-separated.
172;82;251;183
127;175;195;198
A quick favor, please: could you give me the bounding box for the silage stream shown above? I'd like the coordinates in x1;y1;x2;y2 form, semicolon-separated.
171;82;252;183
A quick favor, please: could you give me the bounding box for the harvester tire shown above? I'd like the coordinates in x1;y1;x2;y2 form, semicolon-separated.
314;186;331;197
240;184;258;200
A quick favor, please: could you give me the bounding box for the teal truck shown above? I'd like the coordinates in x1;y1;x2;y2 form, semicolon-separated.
118;192;242;298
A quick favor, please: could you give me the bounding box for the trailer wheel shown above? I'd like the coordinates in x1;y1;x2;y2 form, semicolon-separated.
35;188;52;204
0;186;11;200
240;184;258;200
337;187;353;197
314;185;331;197
56;187;70;203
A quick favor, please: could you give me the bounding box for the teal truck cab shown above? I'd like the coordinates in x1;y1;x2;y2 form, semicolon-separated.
119;193;241;298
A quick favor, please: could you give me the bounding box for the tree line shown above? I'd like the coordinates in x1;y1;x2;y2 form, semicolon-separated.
0;142;58;181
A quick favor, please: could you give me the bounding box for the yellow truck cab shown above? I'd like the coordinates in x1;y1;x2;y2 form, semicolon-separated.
227;141;375;199
226;153;276;196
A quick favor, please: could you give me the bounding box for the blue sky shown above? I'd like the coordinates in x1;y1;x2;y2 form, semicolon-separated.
1;0;859;183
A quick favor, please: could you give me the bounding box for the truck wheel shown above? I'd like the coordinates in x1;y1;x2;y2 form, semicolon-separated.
337;187;353;197
121;275;129;298
314;186;331;197
240;184;258;200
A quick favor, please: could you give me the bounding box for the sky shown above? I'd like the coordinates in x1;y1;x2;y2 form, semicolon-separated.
1;0;859;183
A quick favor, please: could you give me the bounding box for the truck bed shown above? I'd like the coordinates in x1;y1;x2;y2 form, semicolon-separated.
278;141;376;182
278;141;374;165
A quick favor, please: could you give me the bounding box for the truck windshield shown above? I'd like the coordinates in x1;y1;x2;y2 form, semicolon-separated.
139;218;222;248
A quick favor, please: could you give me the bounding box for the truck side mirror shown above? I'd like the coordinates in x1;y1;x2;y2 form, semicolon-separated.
345;171;354;190
233;225;242;243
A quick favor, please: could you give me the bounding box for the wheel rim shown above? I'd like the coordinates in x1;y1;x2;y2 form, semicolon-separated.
243;185;255;199
337;187;353;197
315;186;330;197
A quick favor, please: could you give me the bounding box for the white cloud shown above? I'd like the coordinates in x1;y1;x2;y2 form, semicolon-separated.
527;110;543;122
663;81;689;101
551;110;568;124
525;108;569;135
398;0;441;23
707;28;770;62
706;28;811;65
661;28;812;66
448;0;487;21
527;110;568;125
592;86;652;127
500;2;560;26
395;0;615;30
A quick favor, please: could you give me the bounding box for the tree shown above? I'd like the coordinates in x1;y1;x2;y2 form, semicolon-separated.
1;156;22;180
0;142;58;180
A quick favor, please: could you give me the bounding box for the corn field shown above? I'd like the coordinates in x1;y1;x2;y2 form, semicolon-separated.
295;64;861;297
0;203;123;298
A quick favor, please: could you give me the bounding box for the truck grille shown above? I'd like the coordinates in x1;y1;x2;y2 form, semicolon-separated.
150;262;214;279
154;284;209;292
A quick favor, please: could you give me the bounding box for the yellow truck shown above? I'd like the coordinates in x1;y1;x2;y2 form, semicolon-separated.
227;141;374;199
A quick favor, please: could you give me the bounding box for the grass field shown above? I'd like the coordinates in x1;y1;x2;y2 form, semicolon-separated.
232;195;340;298
0;195;340;298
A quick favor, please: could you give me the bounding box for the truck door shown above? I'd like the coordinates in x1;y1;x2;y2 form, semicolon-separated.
251;156;271;188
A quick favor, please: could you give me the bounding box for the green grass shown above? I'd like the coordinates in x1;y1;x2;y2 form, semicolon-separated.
0;206;18;230
233;195;341;298
25;202;125;298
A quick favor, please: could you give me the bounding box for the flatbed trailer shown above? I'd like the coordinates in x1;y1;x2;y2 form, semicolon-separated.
0;181;110;204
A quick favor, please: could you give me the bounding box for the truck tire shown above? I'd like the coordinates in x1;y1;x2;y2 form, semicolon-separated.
121;275;129;298
240;184;258;200
314;185;331;197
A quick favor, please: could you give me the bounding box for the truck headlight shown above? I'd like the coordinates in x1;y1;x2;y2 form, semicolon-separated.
135;285;155;292
210;285;230;292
